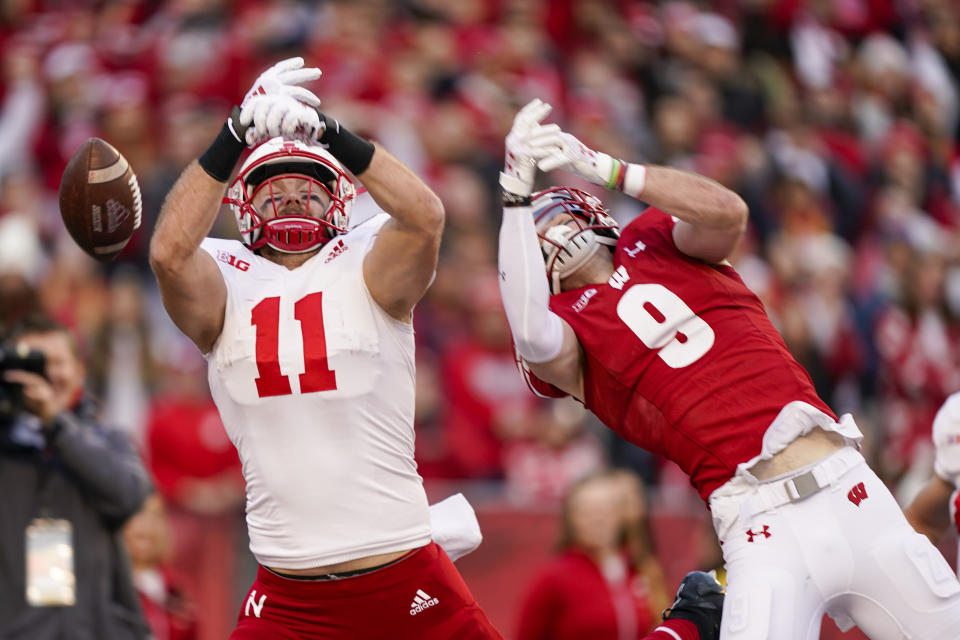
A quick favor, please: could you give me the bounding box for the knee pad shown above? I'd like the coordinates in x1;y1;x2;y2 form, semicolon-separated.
722;579;772;640
722;568;825;640
876;531;960;606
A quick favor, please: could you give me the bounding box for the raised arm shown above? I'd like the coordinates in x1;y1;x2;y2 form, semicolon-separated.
358;145;444;320
634;166;747;263
538;133;748;263
149;162;229;353
297;110;442;320
150;57;324;353
497;100;584;398
498;200;584;399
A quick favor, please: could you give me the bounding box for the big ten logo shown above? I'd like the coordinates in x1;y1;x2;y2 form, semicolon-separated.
217;250;250;272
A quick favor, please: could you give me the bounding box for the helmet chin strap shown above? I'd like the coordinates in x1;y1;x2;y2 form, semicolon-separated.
260;217;332;254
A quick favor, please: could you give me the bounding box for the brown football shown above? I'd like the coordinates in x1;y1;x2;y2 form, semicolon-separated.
58;138;142;262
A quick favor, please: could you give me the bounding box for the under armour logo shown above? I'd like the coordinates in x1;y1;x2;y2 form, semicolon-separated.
245;590;267;618
847;482;868;507
746;525;771;542
624;240;647;259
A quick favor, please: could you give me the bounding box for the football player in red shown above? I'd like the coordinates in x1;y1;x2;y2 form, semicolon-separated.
906;392;960;577
496;99;960;639
150;58;500;639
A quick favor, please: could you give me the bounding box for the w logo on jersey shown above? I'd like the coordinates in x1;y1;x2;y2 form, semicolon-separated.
847;482;868;507
608;265;629;290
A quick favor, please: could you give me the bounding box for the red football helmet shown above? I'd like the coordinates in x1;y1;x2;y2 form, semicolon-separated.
531;187;620;294
225;137;356;253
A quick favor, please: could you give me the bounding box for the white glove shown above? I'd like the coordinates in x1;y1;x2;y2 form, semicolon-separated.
536;131;617;188
227;57;323;147
241;57;322;110
239;93;322;146
501;98;562;196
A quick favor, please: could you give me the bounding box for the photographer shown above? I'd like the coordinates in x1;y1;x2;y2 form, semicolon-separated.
0;314;152;640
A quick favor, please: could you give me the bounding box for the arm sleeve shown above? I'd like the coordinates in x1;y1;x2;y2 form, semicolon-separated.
498;205;565;363
48;411;153;526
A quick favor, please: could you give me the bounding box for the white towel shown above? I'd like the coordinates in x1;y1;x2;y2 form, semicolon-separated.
429;493;483;562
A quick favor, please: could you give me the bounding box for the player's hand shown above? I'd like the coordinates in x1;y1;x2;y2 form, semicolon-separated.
662;571;725;640
239;93;322;146
241;57;322;110
500;99;562;197
230;57;323;147
536;131;616;188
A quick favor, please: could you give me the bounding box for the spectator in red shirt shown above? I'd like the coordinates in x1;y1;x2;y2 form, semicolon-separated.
439;271;540;478
123;494;198;640
145;346;244;640
516;471;662;639
503;397;605;505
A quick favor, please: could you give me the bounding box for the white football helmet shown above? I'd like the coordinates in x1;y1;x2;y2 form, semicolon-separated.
225;137;356;253
531;187;620;294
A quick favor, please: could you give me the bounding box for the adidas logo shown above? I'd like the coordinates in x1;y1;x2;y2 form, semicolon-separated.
409;589;439;615
324;238;348;263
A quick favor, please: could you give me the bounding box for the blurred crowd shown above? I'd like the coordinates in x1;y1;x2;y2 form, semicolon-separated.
0;0;959;637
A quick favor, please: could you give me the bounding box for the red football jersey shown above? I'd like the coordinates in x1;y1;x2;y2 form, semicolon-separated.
530;208;835;500
953;489;960;536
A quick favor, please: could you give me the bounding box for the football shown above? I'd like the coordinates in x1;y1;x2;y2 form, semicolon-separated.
58;137;142;262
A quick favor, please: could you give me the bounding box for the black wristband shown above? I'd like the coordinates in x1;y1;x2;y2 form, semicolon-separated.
198;109;247;182
501;190;532;207
318;113;375;175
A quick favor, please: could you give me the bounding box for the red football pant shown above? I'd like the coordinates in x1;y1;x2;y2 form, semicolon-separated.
230;542;503;639
646;619;700;640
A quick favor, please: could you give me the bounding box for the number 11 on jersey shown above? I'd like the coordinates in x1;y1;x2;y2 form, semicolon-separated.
251;292;338;398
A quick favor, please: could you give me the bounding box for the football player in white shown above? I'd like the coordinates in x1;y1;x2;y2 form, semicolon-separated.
906;392;960;577
149;58;501;639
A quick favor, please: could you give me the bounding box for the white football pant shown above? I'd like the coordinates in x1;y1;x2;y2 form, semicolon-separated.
710;446;960;639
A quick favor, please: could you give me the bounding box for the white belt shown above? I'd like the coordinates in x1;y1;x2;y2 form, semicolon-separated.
740;446;863;522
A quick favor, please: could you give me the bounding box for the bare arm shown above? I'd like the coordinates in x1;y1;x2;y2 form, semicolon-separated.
904;474;955;543
360;144;444;320
149;161;227;353
639;165;748;264
536;131;748;264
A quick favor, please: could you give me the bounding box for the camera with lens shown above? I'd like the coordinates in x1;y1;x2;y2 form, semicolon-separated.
0;342;46;427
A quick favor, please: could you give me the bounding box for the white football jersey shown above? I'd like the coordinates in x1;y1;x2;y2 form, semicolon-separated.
933;392;960;489
200;214;430;569
932;392;960;570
